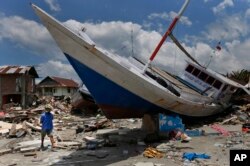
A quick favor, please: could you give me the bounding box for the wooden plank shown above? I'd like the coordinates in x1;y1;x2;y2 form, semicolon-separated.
25;121;41;131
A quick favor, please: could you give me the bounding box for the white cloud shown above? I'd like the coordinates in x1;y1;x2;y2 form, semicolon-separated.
212;0;234;14
63;19;249;75
245;8;250;18
65;16;250;73
0;15;62;59
44;0;61;12
225;39;250;70
1;13;248;79
202;14;248;41
147;11;192;26
0;14;79;81
38;60;80;83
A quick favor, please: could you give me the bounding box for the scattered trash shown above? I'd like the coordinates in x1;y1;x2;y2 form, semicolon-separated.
169;130;192;142
185;129;204;137
183;152;211;161
210;124;231;136
159;114;185;132
143;147;164;158
242;123;250;133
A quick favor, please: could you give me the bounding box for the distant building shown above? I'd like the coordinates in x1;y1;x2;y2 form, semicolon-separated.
37;76;78;97
0;65;39;108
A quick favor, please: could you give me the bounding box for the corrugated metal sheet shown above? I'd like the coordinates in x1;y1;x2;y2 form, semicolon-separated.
0;66;31;75
37;76;79;88
52;76;78;88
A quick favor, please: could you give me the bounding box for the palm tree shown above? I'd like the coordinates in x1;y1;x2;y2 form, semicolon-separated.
228;69;250;85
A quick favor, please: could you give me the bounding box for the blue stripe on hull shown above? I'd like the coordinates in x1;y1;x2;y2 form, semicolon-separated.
64;53;165;117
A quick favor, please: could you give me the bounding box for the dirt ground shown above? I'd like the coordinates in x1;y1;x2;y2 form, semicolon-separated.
0;117;249;166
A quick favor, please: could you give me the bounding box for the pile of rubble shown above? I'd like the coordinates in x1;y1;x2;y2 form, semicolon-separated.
0;96;98;153
0;95;249;165
218;104;250;125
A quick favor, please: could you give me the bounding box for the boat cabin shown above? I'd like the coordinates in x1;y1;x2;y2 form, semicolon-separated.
180;62;240;103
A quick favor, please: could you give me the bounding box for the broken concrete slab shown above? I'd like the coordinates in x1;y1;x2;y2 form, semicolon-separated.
0;149;12;156
56;129;75;141
17;140;50;148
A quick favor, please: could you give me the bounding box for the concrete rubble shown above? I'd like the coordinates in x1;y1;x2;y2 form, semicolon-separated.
0;96;249;165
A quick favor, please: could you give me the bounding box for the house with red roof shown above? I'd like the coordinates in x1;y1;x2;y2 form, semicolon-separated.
37;76;79;97
0;65;39;108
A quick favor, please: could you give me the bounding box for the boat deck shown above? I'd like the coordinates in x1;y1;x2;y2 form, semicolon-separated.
151;67;202;96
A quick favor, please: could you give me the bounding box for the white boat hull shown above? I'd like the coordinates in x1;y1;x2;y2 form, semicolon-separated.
32;4;225;118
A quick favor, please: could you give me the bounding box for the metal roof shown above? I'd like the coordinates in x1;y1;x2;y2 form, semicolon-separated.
0;65;39;77
37;76;79;88
51;76;79;88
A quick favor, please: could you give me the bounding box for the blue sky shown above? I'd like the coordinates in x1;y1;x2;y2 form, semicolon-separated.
0;0;250;83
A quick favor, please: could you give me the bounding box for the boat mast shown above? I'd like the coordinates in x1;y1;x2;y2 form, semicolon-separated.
142;0;190;73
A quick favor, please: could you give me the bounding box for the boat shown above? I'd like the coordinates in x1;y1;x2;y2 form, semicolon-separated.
31;1;249;119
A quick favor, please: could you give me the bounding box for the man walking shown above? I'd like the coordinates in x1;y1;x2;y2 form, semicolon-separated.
40;104;55;149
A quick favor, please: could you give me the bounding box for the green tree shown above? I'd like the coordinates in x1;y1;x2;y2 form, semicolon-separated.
228;69;250;85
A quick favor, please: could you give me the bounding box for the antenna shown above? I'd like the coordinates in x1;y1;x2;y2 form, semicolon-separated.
131;26;134;57
142;0;190;73
205;42;221;68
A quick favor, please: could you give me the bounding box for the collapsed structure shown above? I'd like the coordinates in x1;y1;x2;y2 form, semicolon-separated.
0;65;38;109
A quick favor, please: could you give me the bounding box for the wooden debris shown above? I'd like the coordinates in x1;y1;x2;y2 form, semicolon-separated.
0;149;12;156
20;147;39;153
0;121;22;130
143;147;164;158
57;141;81;147
9;123;17;137
24;152;37;157
220;116;237;125
0;129;9;135
25;121;41;132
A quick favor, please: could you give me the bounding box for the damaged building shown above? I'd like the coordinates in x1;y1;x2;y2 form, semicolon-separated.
37;76;78;98
0;65;39;109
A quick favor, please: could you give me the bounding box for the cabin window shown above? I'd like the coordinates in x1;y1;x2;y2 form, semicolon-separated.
185;65;194;73
213;80;222;89
198;72;208;81
192;68;200;77
206;76;215;85
222;85;228;92
67;88;71;93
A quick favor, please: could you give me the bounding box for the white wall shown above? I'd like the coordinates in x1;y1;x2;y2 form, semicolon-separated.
53;87;76;96
42;87;76;97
